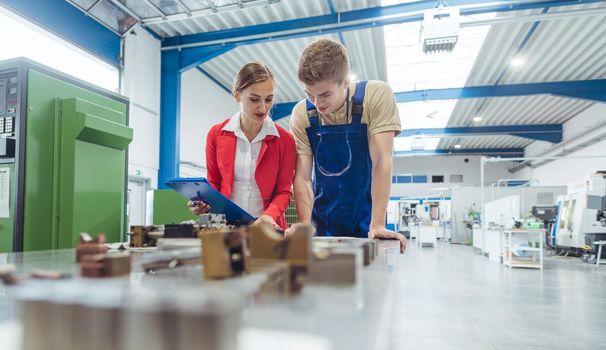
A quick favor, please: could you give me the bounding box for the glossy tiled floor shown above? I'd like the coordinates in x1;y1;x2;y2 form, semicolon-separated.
390;241;606;349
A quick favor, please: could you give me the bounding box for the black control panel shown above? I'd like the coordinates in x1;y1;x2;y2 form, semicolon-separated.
0;73;17;137
0;70;18;158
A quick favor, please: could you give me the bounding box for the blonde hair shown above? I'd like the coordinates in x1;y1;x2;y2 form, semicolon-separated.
232;62;275;95
298;38;349;85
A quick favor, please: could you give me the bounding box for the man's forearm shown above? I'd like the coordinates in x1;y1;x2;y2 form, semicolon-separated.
370;157;392;229
294;176;314;224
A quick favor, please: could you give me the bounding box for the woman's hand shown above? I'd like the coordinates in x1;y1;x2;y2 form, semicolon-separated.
187;200;211;216
254;215;280;229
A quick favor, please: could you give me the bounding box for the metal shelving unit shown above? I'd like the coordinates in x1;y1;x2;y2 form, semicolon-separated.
502;229;545;269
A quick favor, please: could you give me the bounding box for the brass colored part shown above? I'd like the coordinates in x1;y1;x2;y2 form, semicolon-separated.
128;226;163;248
249;224;312;267
249;224;313;292
200;228;248;280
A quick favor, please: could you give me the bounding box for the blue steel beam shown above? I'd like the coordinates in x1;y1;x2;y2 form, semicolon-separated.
400;124;563;143
159;50;181;189
394;148;524;158
162;0;606;49
272;79;606;122
160;48;240;187
395;79;606;104
326;0;346;44
0;0;121;67
271;102;297;121
179;44;236;72
195;67;231;94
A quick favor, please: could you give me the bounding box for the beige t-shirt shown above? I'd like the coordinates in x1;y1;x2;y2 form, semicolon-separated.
290;80;401;155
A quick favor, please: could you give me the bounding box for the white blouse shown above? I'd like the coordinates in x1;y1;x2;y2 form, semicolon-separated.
221;111;280;217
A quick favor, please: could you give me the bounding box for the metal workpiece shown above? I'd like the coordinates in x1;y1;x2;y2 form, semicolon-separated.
19;289;53;350
309;246;363;285
173;290;243;350
156;238;201;251
137;247;201;272
247;260;291;295
129;214;234;249
121;287;244;350
200;228;249;280
75;233;108;262
17;281;244;350
196;213;230;230
79;252;132;278
128;225;164;248
313;236;378;265
249;224;313;292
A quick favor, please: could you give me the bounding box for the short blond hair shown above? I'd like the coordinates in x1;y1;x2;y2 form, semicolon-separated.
232;62;275;95
298;38;349;85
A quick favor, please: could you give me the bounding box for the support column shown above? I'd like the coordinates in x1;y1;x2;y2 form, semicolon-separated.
158;50;181;189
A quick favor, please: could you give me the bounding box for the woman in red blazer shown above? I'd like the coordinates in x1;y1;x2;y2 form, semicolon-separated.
188;63;296;230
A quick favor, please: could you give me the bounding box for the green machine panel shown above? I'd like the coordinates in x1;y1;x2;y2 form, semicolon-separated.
0;58;132;252
149;190;198;225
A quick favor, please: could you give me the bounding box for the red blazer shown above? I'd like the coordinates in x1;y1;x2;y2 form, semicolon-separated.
205;118;296;230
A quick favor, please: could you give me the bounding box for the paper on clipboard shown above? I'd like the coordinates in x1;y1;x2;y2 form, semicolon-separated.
165;177;256;225
0;167;9;218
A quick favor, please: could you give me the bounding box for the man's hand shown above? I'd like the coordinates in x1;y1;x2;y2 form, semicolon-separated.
187;200;210;216
254;215;280;229
368;227;407;254
284;223;315;237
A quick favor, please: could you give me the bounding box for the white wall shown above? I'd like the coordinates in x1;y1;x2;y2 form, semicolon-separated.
514;103;606;186
122;26;161;188
179;69;238;177
391;155;517;198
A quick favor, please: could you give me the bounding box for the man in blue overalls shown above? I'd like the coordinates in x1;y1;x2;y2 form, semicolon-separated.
289;38;407;253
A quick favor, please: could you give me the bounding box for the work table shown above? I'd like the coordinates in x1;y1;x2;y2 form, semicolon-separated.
0;240;401;350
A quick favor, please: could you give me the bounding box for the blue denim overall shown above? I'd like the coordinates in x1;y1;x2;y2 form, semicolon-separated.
305;81;372;237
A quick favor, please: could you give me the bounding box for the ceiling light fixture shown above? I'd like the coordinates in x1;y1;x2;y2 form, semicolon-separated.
454;144;462;149
473;116;482;122
511;58;524;66
421;6;460;54
411;136;426;150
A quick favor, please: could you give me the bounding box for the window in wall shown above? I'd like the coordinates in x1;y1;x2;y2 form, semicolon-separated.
0;6;120;92
450;174;464;183
392;175;428;184
432;175;444;183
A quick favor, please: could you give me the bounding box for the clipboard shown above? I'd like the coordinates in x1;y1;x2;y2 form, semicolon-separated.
164;177;256;225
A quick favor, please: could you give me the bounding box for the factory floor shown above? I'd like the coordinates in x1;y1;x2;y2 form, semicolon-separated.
389;241;606;349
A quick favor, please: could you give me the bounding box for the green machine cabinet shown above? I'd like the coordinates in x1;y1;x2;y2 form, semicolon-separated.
0;58;132;252
148;190;198;225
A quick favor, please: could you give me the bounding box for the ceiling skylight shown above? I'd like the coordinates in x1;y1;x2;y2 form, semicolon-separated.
382;0;495;151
